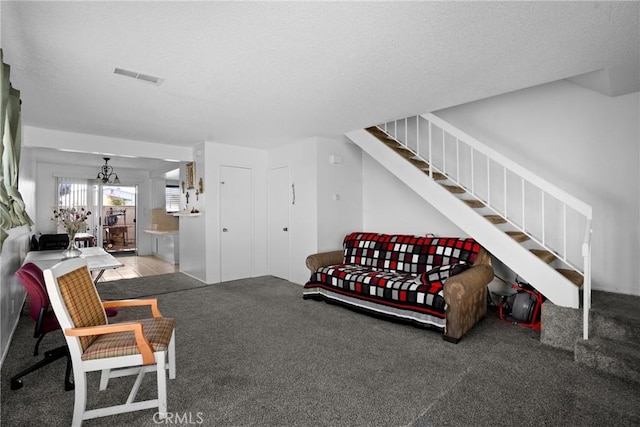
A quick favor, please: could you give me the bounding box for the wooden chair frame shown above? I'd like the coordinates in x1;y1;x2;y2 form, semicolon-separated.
44;258;176;426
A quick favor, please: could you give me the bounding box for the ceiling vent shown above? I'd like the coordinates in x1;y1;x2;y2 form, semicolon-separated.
114;67;164;86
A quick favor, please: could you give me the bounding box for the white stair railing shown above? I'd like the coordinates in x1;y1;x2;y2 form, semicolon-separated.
379;113;593;339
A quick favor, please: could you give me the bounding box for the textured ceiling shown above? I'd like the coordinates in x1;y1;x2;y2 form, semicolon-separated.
2;1;639;151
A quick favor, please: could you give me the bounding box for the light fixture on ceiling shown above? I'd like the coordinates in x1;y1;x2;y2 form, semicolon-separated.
96;157;120;184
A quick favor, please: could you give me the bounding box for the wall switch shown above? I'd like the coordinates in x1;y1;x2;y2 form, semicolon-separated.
333;194;340;201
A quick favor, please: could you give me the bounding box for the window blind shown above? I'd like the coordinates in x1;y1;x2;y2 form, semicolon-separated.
165;185;180;213
56;177;88;209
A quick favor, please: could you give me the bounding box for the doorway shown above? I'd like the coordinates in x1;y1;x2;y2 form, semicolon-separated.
93;185;138;254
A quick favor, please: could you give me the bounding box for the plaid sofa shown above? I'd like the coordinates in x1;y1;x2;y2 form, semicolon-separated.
303;232;494;343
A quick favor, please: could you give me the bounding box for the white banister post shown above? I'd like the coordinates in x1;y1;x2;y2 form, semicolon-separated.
563;204;567;262
428;121;433;178
456;138;460;185
522;177;526;231
442;129;446;174
405;117;408;147
471;149;475;194
541;191;546;246
487;157;491;207
416;116;420;158
504;167;507;218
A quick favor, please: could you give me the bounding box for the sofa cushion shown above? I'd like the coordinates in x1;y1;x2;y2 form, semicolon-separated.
415;262;471;285
307;263;446;317
343;232;481;274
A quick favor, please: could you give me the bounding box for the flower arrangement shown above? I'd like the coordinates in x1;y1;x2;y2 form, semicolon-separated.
52;207;91;236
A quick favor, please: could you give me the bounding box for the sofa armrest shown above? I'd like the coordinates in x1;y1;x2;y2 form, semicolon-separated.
443;264;494;342
305;250;344;273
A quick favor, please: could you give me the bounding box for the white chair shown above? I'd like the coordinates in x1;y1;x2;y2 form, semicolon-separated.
44;258;176;426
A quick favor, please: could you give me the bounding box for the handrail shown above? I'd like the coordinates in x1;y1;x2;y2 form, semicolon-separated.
423;114;593;219
379;113;592;339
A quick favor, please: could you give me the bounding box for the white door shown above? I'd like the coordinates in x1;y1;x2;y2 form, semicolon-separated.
268;166;290;280
220;166;253;282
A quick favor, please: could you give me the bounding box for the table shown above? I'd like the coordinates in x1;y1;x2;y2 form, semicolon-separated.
24;247;124;283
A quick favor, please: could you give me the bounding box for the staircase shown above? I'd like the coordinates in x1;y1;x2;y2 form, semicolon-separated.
347;114;640;383
346;115;640;382
346;113;592;333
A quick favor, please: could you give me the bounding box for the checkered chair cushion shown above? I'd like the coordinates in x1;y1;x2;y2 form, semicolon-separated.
342;232;480;274
82;317;176;361
57;267;108;351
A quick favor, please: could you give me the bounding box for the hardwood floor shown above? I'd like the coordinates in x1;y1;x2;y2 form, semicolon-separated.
97;255;179;282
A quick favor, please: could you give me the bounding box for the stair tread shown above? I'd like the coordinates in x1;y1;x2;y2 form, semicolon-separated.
407;157;429;167
484;215;506;224
592;290;640;320
395;149;417;158
531;249;556;264
441;184;466;194
383;140;405;149
366;127;400;144
506;231;530;242
423;170;447;180
463;199;485;208
557;268;584;287
365;126;387;136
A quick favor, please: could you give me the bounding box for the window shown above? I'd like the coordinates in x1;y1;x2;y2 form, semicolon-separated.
165;185;180;213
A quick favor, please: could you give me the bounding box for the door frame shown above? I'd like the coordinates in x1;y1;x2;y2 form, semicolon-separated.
93;183;139;254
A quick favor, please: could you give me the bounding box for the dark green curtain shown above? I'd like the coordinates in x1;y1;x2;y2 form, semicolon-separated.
0;49;33;249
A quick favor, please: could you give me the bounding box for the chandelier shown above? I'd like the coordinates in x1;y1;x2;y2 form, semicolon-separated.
96;157;120;184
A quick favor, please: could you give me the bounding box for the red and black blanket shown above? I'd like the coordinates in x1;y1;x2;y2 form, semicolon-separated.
304;232;480;320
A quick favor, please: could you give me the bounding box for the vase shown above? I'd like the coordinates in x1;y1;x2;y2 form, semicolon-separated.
62;233;82;258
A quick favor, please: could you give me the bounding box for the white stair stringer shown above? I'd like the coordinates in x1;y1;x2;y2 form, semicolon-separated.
346;128;580;309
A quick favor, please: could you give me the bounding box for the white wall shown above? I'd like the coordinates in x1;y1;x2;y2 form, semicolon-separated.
179;141;268;283
177;147;206;281
362;153;467;237
435;80;640;296
316;136;363;252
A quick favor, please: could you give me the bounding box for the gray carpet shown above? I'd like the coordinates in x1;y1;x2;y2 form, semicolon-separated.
2;273;639;426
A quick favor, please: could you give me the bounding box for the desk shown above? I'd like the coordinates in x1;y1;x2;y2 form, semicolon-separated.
24;247;123;283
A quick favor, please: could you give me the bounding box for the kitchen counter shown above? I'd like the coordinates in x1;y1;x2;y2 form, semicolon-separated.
143;229;179;235
143;230;179;264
